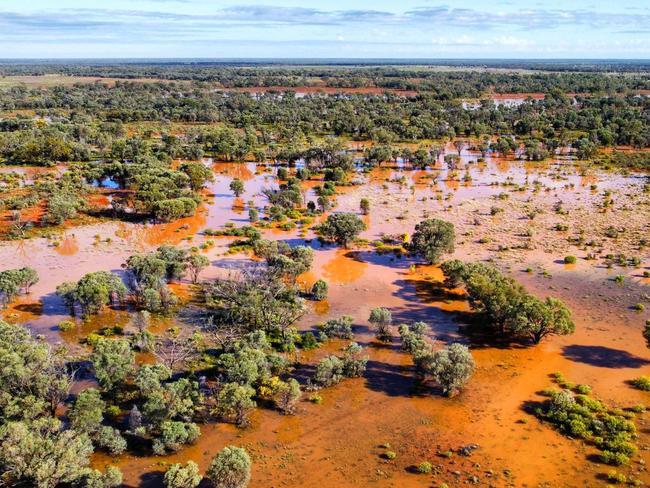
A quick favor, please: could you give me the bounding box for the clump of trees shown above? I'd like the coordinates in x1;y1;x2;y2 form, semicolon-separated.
56;246;211;317
252;239;314;284
0;267;38;306
213;331;299;424
409;219;455;264
319;315;354;340
0;320;122;487
88;337;203;456
313;342;368;387
125;245;190;314
56;270;127;316
413;343;476;396
441;260;575;343
202;268;305;345
397;320;475;396
318;213;366;248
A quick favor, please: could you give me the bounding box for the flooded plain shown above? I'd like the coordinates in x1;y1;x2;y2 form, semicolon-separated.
1;143;649;487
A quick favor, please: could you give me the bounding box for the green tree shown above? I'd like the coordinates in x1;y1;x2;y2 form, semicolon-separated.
216;383;256;427
203;270;305;339
180;162;214;192
56;271;127;316
187;254;210;284
0;417;93;488
14;267;39;293
418;343;475;396
320;315;354;339
512;296;575;344
81;466;123;488
274;378;302;415
319;213;366;248
314;356;344;387
359;198;370;215
229;179;245;197
69;388;104;434
0;320;71;419
0;267;39;306
154;421;200;454
341;342;368;378
96;426;127;456
43;192;84;225
369;307;392;342
152;198;197;223
311;279;328;300
207;446;252;488
90;339;135;392
409;219;455;264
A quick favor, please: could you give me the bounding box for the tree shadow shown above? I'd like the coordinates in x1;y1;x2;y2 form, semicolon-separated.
363;358;422;398
351;249;416;270
210;258;259;272
388;303;465;344
137;470;165;487
38;291;70;317
562;345;650;368
12;302;44;314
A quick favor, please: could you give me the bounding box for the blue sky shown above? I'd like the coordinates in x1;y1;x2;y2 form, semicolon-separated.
1;0;649;58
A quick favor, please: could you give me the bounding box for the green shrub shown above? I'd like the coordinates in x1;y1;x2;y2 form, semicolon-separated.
607;470;626;484
536;381;638;466
417;461;432;474
311;279;328;300
564;255;577;264
58;320;75;332
631;376;650;391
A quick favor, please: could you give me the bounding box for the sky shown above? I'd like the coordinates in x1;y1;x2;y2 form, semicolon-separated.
0;0;649;59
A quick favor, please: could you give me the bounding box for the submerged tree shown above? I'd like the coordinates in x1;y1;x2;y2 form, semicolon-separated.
409;219;455;264
369;307;392;342
202;269;305;342
416;343;475;396
187;253;211;284
318;213;366;248
56;271;127;316
229;179;245;197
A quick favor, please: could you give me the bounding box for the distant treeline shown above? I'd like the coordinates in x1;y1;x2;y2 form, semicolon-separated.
1;64;649;96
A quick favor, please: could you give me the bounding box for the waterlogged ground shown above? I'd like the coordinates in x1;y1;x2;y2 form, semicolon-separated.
1;144;650;487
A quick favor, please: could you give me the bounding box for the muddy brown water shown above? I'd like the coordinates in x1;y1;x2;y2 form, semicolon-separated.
1;145;649;486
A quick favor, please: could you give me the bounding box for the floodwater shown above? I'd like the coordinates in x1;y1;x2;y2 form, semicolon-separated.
1;143;649;487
